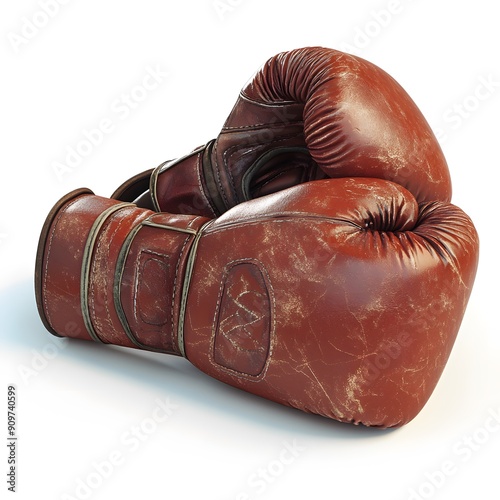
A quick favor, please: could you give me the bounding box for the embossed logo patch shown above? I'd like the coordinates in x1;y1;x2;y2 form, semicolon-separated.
214;261;272;377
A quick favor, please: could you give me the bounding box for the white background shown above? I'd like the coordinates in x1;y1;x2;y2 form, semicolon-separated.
0;1;498;499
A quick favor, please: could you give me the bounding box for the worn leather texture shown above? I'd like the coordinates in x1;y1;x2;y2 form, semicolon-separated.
112;46;451;216
36;179;479;427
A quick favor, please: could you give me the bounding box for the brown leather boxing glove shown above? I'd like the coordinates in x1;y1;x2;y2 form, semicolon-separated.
112;46;451;215
36;178;478;427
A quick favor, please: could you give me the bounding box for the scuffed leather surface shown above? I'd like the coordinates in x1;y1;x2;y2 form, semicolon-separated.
241;47;451;202
185;179;477;427
37;178;478;427
148;47;451;216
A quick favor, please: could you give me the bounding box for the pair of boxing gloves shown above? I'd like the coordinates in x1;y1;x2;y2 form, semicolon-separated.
35;47;479;428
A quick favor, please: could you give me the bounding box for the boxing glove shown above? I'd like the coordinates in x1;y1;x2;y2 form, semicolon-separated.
36;178;478;427
112;46;451;216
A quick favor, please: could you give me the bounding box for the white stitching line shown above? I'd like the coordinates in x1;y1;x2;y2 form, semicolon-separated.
207;215;354;236
42;197;83;331
222;120;303;131
238;91;298;107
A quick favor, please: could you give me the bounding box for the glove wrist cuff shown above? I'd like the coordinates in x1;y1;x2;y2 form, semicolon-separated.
35;190;210;356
